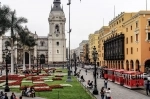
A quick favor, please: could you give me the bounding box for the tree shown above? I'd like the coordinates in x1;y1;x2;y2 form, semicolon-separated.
8;10;27;74
0;5;11;36
26;35;37;69
17;28;29;71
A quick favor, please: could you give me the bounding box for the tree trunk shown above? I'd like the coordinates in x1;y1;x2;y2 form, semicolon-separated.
11;42;14;75
23;50;25;71
29;51;31;69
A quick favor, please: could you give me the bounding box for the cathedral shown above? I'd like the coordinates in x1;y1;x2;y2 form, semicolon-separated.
0;0;66;65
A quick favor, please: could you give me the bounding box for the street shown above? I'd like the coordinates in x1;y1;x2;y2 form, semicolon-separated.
77;67;150;99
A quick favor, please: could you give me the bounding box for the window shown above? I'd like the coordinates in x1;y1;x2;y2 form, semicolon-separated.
131;26;132;30
55;25;59;33
126;28;128;32
148;32;150;40
137;48;138;52
56;42;59;46
131;47;133;54
57;50;59;53
148;20;150;26
40;41;44;46
122;18;124;21
126;38;128;44
131;36;133;43
136;21;138;28
126;48;128;54
136;34;138;41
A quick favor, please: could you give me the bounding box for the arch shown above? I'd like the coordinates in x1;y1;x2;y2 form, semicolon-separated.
130;60;134;70
126;60;129;70
25;52;29;64
118;61;120;69
144;59;150;73
40;54;45;64
121;61;124;69
55;24;59;33
135;60;140;71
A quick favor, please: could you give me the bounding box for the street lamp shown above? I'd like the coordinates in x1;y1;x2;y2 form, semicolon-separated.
66;0;72;82
73;51;77;76
2;46;11;92
34;53;39;75
92;46;99;95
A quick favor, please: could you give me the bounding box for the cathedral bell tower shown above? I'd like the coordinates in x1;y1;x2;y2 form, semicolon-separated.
48;0;66;64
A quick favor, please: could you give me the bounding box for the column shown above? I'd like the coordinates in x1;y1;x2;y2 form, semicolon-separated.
34;46;37;64
29;51;31;69
0;36;2;63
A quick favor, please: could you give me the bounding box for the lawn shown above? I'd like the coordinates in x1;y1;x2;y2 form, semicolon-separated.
9;68;94;99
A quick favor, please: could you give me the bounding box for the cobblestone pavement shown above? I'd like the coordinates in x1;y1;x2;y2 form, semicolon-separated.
76;67;150;99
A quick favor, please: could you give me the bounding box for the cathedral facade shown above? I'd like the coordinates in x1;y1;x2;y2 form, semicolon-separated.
0;0;66;65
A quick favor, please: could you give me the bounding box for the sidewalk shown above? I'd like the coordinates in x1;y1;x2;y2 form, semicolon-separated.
76;67;150;99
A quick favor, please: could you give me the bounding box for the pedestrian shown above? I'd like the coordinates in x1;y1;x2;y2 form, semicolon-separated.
104;78;108;88
96;72;98;78
145;80;150;95
85;69;87;75
100;87;105;99
106;88;111;99
4;93;8;99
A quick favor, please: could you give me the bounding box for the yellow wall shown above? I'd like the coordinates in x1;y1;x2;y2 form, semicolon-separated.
88;32;99;63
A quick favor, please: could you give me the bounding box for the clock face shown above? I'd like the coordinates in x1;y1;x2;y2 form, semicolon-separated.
56;34;59;37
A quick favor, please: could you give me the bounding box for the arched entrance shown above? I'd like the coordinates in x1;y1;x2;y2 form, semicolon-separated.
40;54;45;64
135;60;140;71
121;61;124;69
25;52;29;64
130;60;134;70
126;60;129;70
145;59;150;73
118;61;120;69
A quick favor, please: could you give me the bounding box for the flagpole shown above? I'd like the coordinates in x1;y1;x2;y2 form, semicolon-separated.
146;0;147;11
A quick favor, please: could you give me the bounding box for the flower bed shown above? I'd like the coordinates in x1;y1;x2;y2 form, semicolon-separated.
55;75;64;77
33;83;48;87
34;87;52;92
60;84;72;87
0;75;24;80
56;70;62;72
39;74;49;76
0;81;5;83
52;77;62;80
8;80;21;86
49;85;63;89
33;81;44;84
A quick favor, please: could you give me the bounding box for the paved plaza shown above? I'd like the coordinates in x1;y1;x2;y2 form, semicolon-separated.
76;67;150;99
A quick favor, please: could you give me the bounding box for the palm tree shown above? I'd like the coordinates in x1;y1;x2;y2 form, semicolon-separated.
17;28;29;71
8;10;27;74
26;36;37;69
0;5;11;36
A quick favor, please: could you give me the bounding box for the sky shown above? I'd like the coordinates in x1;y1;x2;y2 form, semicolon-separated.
1;0;150;49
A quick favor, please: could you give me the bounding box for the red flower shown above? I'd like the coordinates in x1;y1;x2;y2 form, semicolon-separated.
49;85;63;89
55;75;64;77
52;77;62;80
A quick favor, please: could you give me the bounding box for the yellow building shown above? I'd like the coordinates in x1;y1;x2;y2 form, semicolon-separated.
98;26;110;66
103;12;136;69
124;11;150;72
88;31;99;64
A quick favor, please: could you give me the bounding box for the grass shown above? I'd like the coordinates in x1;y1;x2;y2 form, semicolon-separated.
7;68;93;99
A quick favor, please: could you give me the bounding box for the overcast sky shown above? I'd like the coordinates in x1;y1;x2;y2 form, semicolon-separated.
1;0;149;49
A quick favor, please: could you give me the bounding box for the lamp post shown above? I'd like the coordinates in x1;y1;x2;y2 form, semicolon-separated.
73;51;77;76
2;46;11;92
66;0;72;81
34;53;39;75
92;46;98;95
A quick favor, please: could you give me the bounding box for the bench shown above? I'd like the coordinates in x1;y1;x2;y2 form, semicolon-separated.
21;90;35;98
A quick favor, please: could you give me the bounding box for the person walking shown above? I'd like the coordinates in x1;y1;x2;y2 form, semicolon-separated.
104;78;108;88
100;87;105;99
85;69;87;75
145;80;150;95
106;88;111;99
96;72;99;78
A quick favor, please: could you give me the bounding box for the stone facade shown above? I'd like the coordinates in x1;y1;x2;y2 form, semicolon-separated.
0;0;66;65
